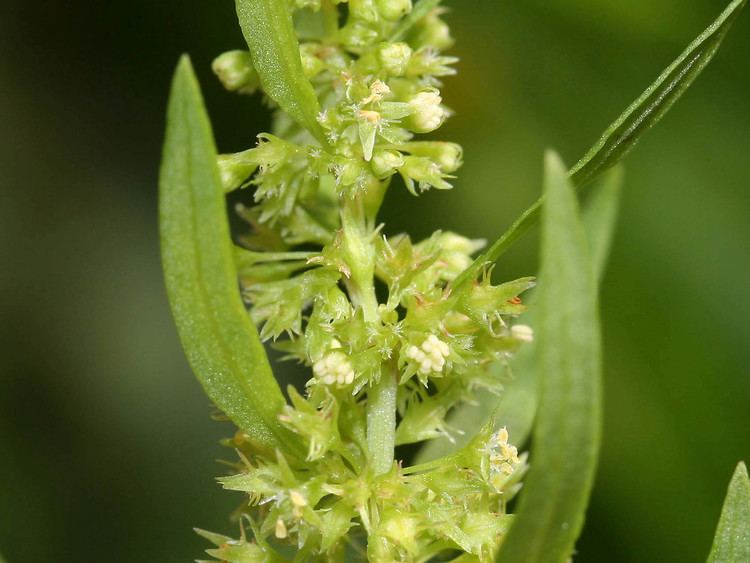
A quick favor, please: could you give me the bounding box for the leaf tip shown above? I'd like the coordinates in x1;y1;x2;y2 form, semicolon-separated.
544;149;564;168
175;54;197;81
732;461;749;482
544;149;570;183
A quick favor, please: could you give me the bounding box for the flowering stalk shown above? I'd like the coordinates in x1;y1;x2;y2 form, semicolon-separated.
159;0;746;561
199;1;535;560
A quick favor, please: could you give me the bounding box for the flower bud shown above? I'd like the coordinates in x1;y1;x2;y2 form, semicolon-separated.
212;50;259;94
217;150;259;192
403;142;463;172
432;232;485;277
439;232;485;255
408;47;458;77
253;134;298;168
340;21;380;50
376;0;412;21
412;11;454;50
433;142;463;172
407;90;447;133
350;0;379;23
332;158;367;187
399;155;453;194
371;150;405;178
377;42;412;76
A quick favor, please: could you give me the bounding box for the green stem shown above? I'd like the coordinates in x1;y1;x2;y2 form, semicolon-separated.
339;194;395;475
340;198;379;322
321;0;339;38
367;364;397;475
237;249;318;263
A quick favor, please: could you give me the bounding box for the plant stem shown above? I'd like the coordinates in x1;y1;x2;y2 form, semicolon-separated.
239;250;318;263
321;0;339;39
340;195;396;475
367;363;397;475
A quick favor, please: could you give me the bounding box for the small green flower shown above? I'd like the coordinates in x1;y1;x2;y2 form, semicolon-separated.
376;0;413;21
212;50;259;94
377;41;413;76
371;149;405;178
399;155;454;193
406;89;448;133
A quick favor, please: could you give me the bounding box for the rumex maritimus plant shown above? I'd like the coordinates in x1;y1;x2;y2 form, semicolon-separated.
158;1;750;561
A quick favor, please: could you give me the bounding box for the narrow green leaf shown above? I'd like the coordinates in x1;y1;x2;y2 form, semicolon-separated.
159;56;300;454
488;168;620;447
582;166;624;284
497;152;601;563
570;0;746;187
450;0;745;292
707;462;750;563
235;0;327;145
415;168;622;464
490;338;538;446
390;0;442;42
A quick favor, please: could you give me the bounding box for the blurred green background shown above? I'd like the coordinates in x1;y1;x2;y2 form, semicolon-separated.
1;1;748;561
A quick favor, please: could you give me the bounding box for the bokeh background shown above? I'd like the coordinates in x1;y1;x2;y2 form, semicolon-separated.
1;0;748;561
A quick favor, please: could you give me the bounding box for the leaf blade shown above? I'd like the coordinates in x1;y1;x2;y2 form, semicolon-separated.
708;462;750;563
495;165;622;447
235;0;326;145
497;152;601;563
450;0;745;292
582;166;624;284
569;0;746;186
159;57;299;454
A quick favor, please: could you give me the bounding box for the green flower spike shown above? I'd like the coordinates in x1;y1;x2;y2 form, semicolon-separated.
159;0;747;561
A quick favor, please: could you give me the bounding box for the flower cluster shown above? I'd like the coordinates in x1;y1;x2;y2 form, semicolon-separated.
405;334;451;376
214;421;527;562
202;2;536;561
312;341;356;385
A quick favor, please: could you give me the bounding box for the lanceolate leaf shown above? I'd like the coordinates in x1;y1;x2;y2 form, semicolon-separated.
490;166;622;447
236;0;327;145
497;152;601;563
159;57;300;454
581;165;625;285
415;167;623;463
489;165;621;448
570;0;746;186
450;0;745;292
707;462;750;563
